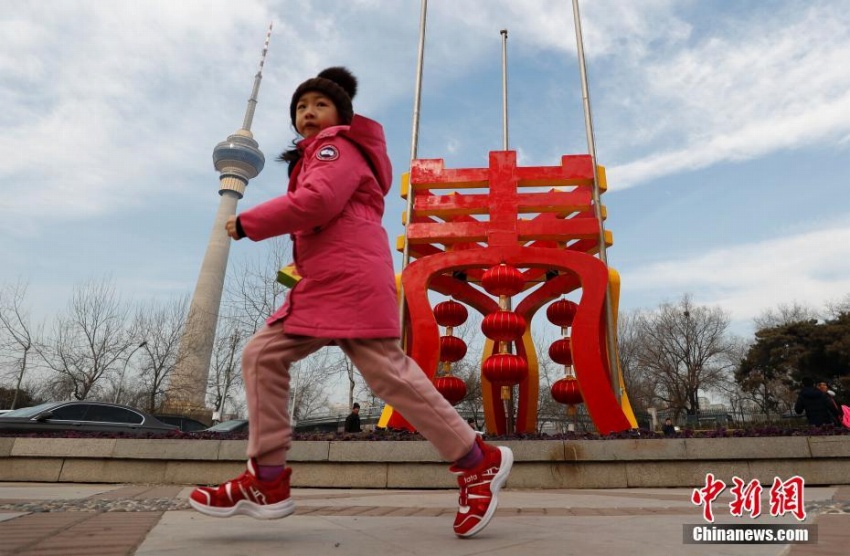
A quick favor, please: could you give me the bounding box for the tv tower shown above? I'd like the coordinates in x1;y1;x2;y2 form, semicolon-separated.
165;24;272;418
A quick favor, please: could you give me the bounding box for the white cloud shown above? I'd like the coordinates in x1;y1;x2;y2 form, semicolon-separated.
624;214;850;329
0;2;269;227
0;1;422;232
604;2;850;189
2;0;849;341
432;0;687;58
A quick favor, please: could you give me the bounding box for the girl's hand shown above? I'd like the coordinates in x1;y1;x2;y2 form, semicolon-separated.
225;216;241;240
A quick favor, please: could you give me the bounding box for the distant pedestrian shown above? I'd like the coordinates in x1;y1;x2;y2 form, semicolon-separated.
662;418;676;436
795;377;840;426
345;403;362;433
817;382;843;426
188;66;512;538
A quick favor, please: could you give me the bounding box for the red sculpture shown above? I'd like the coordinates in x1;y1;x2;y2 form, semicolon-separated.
381;151;633;435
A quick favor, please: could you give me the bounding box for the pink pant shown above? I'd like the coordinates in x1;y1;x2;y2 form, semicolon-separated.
242;323;477;466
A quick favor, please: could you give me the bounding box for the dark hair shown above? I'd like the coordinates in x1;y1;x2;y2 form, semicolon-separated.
352;402;360;409
289;67;357;127
277;141;301;176
278;67;358;175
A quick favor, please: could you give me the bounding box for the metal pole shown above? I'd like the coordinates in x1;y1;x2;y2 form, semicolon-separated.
114;341;147;404
399;0;429;342
500;29;509;150
407;0;428;165
571;0;621;404
499;29;516;433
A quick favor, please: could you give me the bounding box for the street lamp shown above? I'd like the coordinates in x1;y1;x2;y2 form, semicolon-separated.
114;341;147;404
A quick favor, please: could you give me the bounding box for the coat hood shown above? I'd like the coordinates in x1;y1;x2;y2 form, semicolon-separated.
336;115;393;195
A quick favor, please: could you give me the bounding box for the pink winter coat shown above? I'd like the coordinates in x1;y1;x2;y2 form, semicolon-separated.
238;115;400;338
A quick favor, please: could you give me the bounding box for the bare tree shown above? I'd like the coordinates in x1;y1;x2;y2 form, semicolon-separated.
290;349;342;421
632;294;738;417
617;309;661;414
36;278;132;400
534;330;569;434
354;375;383;417
753;302;819;330
207;313;248;420
225;236;292;333
126;296;189;411
0;280;43;409
824;294;850;320
454;358;484;425
343;355;357;410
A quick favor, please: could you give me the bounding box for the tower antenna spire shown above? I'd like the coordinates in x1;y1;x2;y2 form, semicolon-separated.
243;21;273;131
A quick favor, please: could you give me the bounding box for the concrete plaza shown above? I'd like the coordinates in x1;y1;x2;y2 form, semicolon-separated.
1;481;847;555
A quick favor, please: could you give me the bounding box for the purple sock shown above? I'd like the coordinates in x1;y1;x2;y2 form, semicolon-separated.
257;465;285;482
454;441;484;469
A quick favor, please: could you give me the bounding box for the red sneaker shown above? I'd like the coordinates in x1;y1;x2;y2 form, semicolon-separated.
189;459;295;519
449;437;513;537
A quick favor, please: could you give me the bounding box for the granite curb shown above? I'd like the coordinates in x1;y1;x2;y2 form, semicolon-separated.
2;436;850;488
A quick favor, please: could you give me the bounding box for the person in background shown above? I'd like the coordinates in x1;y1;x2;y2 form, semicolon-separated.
795;377;840;426
345;402;362;433
818;383;843;426
662;418;676;436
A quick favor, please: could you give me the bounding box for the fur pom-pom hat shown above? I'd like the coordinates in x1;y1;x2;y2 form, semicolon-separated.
290;67;358;128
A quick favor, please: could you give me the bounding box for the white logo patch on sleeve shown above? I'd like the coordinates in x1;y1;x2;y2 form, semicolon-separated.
316;144;339;161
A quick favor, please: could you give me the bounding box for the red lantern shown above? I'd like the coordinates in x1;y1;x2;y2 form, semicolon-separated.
551;376;583;406
546;299;578;327
439;335;467;362
548;337;573;366
482;353;528;386
481;264;524;297
435;375;467;405
434;300;468;327
481;310;526;342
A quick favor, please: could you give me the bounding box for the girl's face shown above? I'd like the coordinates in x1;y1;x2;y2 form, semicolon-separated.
295;92;341;139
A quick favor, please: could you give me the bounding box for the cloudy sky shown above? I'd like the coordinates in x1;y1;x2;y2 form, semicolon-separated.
2;0;849;338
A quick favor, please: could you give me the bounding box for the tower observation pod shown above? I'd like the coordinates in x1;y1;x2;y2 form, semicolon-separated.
213;131;265;199
164;24;272;420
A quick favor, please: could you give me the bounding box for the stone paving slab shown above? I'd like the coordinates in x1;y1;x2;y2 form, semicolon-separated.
0;483;847;555
789;514;850;556
0;512;26;523
0;483;121;501
134;512;793;556
1;511;162;556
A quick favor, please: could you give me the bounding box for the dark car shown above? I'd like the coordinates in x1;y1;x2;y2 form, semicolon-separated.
154;414;209;432
0;401;180;435
202;419;249;434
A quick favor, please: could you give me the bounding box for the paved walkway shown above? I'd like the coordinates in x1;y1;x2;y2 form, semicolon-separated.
0;481;848;555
